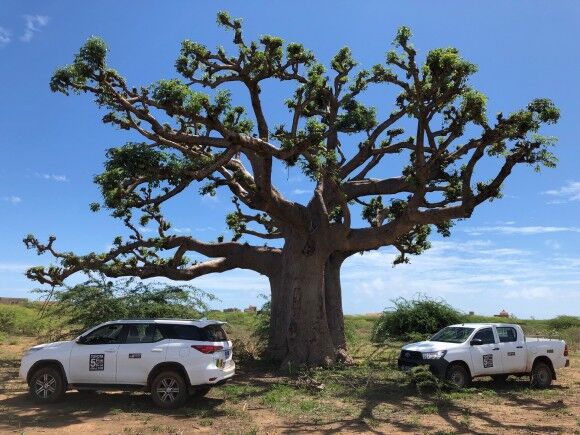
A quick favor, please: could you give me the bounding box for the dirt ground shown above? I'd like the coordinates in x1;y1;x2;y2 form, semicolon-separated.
1;337;578;434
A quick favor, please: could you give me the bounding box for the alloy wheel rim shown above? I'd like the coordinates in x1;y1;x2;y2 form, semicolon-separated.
35;373;56;399
451;371;464;385
157;377;179;402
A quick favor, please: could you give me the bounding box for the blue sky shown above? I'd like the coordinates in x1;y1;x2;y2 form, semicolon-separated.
1;1;579;318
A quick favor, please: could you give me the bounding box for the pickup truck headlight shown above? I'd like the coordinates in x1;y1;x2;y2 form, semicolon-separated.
422;350;447;360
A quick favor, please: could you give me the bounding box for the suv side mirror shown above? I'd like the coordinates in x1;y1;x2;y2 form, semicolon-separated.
470;338;483;346
76;336;87;344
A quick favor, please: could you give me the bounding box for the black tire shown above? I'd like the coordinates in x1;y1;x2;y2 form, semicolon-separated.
531;362;552;388
191;386;212;397
492;374;509;383
29;366;66;403
446;363;470;388
150;371;188;409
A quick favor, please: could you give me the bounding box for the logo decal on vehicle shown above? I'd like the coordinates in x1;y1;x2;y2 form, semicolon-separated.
483;354;493;368
129;353;142;359
89;353;104;371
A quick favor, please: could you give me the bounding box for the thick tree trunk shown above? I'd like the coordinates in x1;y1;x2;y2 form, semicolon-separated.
324;252;353;364
266;234;337;366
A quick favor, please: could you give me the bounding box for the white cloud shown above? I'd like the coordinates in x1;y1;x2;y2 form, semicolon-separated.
292;188;310;195
504;287;554;300
545;239;561;250
35;173;68;182
1;196;22;204
543;181;580;203
20;15;49;42
340;239;580;316
0;27;10;47
464;225;580;235
171;227;192;234
0;263;30;272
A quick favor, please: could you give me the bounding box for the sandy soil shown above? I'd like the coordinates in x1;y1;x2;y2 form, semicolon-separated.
1;337;578;434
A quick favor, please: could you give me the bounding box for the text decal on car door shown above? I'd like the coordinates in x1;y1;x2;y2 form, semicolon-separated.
129;353;142;359
89;354;104;371
483;354;493;368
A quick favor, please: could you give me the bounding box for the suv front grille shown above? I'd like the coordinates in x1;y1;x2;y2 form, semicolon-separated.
399;350;423;361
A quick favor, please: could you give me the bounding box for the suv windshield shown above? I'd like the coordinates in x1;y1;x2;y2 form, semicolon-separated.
430;327;475;343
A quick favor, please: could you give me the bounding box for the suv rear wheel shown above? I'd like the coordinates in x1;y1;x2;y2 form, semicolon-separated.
151;371;187;409
29;366;66;403
531;362;552;388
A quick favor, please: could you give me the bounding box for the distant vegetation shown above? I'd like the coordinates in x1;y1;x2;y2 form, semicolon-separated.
0;292;578;352
371;295;463;342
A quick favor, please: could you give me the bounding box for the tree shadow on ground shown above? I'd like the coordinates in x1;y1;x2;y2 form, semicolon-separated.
0;390;226;431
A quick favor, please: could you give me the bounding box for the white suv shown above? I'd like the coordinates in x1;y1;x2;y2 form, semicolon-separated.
19;319;235;408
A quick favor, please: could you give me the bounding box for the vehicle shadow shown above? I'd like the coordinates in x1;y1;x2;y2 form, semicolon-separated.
0;390;226;431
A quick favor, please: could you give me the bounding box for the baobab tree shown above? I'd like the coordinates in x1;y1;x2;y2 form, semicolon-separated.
25;12;559;366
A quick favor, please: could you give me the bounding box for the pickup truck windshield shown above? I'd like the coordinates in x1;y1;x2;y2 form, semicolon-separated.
430;327;475;343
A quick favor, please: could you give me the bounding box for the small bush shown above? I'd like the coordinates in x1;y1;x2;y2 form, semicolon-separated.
36;275;216;333
372;295;463;342
548;315;580;330
0;310;16;333
408;365;442;394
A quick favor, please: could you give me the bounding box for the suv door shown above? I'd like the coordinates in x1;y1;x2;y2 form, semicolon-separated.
69;324;123;384
496;326;526;373
116;323;168;385
468;327;503;376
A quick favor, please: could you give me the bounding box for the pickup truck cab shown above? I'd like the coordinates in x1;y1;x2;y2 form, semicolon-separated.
398;323;569;388
19;319;235;408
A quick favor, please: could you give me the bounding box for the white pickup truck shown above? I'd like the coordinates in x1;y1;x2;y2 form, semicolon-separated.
398;323;569;387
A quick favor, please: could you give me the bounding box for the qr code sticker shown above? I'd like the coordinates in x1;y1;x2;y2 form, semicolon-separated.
89;354;104;371
483;354;493;368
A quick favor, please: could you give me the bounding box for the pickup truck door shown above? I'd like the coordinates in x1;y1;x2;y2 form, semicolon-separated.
469;327;503;376
116;324;167;384
68;324;123;384
495;326;526;373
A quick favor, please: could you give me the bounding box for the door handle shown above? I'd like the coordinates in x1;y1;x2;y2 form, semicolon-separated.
516;346;523;349
151;348;163;352
492;347;500;351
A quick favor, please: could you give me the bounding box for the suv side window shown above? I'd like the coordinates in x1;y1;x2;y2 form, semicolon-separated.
473;327;495;345
158;324;228;341
496;326;518;343
82;324;124;345
123;324;164;344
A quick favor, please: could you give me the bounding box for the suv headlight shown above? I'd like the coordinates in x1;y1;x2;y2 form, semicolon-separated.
422;350;447;360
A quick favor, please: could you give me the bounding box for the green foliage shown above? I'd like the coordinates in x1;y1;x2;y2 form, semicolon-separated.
372;295;463;342
38;275;215;332
548;315;580;330
0;310;15;333
408;365;443;394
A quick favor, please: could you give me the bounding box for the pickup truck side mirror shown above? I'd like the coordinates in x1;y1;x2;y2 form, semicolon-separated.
470;338;483;346
76;336;87;345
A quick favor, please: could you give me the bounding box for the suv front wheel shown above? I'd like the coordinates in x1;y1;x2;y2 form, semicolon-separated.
151;371;188;409
29;366;66;403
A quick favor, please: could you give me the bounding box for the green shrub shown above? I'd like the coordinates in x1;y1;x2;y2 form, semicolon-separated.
548;315;580;330
0;310;16;333
37;275;215;333
372;295;463;342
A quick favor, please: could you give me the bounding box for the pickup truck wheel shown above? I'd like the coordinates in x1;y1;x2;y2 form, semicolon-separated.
531;362;552;388
446;364;470;388
492;375;509;383
191;386;212;397
151;371;187;409
29;366;66;403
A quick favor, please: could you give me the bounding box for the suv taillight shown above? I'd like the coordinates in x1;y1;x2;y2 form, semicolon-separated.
564;344;569;357
192;345;223;354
